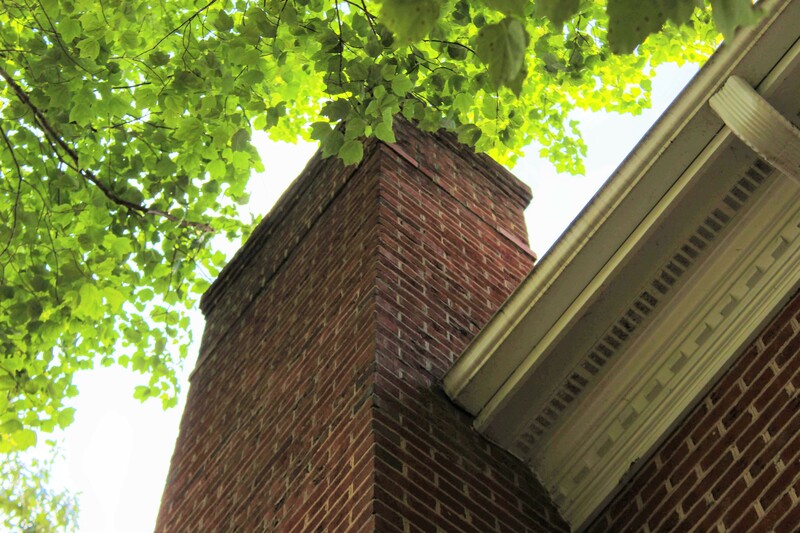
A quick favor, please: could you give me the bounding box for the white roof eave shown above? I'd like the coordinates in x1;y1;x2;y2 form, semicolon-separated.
444;0;800;416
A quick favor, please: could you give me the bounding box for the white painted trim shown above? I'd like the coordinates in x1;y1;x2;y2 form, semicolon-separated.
441;2;800;530
474;126;738;440
536;177;800;529
444;0;799;417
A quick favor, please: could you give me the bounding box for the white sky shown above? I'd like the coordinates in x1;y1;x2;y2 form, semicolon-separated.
50;63;699;533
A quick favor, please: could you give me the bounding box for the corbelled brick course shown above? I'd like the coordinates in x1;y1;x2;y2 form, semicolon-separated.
588;289;800;533
156;120;568;532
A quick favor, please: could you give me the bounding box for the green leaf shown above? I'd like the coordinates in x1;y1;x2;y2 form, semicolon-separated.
59;17;81;42
344;117;366;140
453;92;472;113
374;120;396;143
39;0;59;14
391;75;413;96
339;140;364;165
662;0;700;25
57;408;76;428
213;11;234;32
68;101;92;127
607;0;668;54
0;419;22;435
380;0;441;44
447;43;469;60
247;7;274;35
175;117;205;142
456;123;482;145
710;0;761;39
14;429;37;450
0;375;15;391
535;0;580;26
507;63;527;97
103;287;126;311
149;51;171;66
321;129;345;157
106;235;133;256
310;122;333;142
77;38;100;60
482;0;527;18
133;385;150;401
231;128;251;151
208;158;227;179
77;284;103;320
475;17;528;91
322;100;350;121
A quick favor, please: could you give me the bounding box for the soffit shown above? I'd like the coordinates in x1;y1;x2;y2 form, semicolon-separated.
444;0;800;529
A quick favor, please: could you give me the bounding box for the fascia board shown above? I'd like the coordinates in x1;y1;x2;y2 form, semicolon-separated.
443;0;800;415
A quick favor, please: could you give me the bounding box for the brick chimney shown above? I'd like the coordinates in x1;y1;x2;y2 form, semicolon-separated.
156;120;569;532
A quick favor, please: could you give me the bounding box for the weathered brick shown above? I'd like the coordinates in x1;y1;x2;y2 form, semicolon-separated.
156;120;566;532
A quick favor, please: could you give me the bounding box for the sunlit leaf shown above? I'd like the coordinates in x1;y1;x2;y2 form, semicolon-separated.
710;0;761;39
535;0;580;26
339;139;364;165
607;0;668;53
381;0;441;44
482;0;528;17
475;17;528;90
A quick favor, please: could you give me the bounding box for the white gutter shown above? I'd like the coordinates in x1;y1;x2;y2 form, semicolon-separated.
444;0;799;415
444;0;800;529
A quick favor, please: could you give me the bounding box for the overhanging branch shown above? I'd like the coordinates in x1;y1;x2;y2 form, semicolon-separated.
0;123;23;257
0;66;214;233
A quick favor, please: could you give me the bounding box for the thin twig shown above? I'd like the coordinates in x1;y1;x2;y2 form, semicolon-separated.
424;39;477;56
334;2;344;88
0;123;23;257
135;0;217;58
111;81;152;90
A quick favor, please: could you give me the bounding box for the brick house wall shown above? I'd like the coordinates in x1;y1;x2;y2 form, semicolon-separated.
155;121;569;532
588;289;800;532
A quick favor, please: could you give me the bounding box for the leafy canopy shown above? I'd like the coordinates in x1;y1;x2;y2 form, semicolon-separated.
0;449;78;532
0;0;759;494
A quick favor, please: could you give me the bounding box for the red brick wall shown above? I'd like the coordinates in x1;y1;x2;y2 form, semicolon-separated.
156;121;568;532
588;289;800;532
156;151;382;531
370;125;568;532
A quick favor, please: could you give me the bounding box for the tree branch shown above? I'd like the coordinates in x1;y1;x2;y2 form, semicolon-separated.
424;39;477;56
0;66;214;233
135;0;217;58
0;123;23;257
111;81;152;90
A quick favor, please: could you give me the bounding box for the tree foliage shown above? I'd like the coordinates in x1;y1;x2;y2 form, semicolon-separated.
0;0;760;493
0;448;78;531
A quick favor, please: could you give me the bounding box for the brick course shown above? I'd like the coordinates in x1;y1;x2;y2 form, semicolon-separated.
588;289;800;533
155;120;568;532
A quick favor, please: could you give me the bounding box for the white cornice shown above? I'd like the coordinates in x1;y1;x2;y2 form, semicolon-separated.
474;130;755;442
444;0;800;417
535;175;800;528
443;1;800;530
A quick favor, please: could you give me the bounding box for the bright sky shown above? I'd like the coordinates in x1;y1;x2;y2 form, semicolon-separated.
49;63;699;532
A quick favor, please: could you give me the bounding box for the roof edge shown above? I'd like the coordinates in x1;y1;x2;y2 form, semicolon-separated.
444;0;795;408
